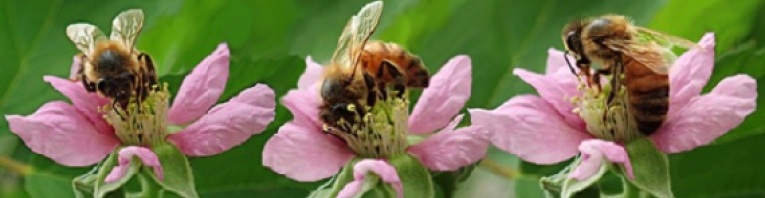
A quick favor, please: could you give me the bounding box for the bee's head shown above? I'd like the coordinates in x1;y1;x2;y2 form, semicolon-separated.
96;72;134;104
562;20;586;57
320;76;351;103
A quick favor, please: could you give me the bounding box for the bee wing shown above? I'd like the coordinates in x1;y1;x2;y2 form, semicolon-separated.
634;27;697;50
331;18;355;68
110;9;144;50
604;39;671;74
66;24;107;55
330;1;383;72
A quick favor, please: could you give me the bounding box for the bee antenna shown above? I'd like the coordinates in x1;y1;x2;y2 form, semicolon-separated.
112;100;126;119
563;51;577;76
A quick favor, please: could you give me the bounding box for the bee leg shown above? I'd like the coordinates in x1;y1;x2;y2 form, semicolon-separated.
364;73;379;106
380;60;406;98
112;99;126;120
576;58;593;87
138;53;158;89
593;67;614;103
81;76;96;92
606;60;624;105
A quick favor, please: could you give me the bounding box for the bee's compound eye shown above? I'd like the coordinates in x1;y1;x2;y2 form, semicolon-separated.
96;79;106;90
116;91;129;100
565;32;582;55
330;103;350;113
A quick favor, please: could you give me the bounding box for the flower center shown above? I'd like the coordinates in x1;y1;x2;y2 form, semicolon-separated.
323;90;409;158
572;77;640;142
103;84;170;147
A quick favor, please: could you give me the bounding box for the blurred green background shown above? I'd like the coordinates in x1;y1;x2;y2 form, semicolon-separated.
1;0;764;197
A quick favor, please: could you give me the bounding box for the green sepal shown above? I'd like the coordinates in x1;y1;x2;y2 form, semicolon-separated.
315;155;434;198
146;142;199;198
389;154;434;198
128;171;167;198
561;160;609;198
356;174;384;198
540;156;608;198
317;158;397;198
321;158;361;198
623;137;673;198
72;166;99;198
93;149;141;198
432;162;478;198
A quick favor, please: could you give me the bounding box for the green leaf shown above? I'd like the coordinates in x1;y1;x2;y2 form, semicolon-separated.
624;137;673;198
670;133;765;197
148;142;198;198
648;0;762;53
389;154;434;198
25;172;76;198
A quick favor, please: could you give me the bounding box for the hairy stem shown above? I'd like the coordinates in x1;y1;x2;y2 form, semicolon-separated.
0;156;32;175
479;158;519;180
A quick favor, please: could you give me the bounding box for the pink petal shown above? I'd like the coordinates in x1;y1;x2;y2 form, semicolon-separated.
168;43;230;125
469;95;591;164
298;56;325;89
281;88;322;129
69;56;81;80
544;48;578;75
44;76;113;136
337;159;403;198
408;55;472;134
262;122;355;181
105;146;164;183
569;139;634;180
513;66;585;129
669;33;716;111
652;75;757;153
5;102;119;166
168;84;276;156
407;115;490;171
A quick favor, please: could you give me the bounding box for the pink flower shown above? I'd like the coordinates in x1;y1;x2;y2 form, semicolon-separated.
263;55;490;182
5;43;276;182
470;33;757;180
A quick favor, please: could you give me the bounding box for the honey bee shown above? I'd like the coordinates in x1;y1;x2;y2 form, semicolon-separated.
66;9;157;111
562;15;696;135
319;1;429;133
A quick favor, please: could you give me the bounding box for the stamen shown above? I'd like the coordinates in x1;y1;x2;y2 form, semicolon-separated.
103;84;170;147
574;76;640;142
